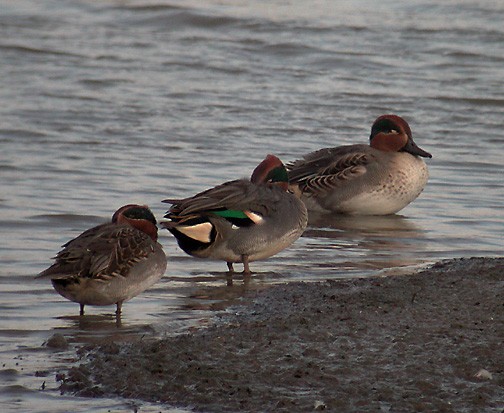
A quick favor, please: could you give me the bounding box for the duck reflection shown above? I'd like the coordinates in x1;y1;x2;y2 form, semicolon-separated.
54;313;155;341
163;271;271;314
306;211;422;233
301;212;429;273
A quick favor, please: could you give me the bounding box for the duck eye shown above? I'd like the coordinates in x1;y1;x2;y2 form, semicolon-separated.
389;129;398;134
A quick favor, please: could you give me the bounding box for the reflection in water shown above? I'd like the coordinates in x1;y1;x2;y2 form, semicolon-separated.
178;274;272;311
54;314;157;345
307;211;422;234
301;212;429;275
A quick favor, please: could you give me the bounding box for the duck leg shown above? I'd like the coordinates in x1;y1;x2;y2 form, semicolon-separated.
242;255;251;275
226;262;235;286
115;301;123;316
79;303;85;316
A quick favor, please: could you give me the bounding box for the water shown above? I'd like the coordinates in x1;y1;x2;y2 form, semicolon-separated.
1;0;503;411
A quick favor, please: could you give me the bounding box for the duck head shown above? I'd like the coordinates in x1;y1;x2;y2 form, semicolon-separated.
112;204;159;241
250;154;289;190
370;114;432;158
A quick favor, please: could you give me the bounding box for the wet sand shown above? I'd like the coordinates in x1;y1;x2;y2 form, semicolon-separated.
59;257;503;412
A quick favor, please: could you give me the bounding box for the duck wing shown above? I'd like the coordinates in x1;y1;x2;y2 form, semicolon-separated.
37;223;154;281
165;179;270;215
287;145;374;194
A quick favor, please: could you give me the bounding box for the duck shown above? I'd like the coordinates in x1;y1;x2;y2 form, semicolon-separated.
287;114;432;215
37;204;167;316
162;154;308;274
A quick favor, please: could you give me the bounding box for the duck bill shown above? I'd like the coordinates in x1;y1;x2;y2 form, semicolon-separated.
402;138;432;158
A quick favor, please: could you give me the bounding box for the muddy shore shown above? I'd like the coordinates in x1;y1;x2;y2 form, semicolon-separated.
59;257;503;412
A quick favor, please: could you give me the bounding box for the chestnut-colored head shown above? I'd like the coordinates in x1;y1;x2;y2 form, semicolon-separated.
370;114;432;158
250;154;289;190
112;204;159;241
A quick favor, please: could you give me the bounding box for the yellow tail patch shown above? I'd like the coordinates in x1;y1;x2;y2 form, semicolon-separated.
244;210;264;224
177;222;213;243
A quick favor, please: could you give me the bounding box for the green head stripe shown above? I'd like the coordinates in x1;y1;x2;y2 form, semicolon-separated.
268;165;288;183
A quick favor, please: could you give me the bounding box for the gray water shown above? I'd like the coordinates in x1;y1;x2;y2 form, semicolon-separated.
1;0;503;411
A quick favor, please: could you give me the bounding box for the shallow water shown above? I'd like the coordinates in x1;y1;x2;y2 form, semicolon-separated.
1;0;503;411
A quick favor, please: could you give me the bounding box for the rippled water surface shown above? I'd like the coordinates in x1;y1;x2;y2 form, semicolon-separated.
1;0;503;411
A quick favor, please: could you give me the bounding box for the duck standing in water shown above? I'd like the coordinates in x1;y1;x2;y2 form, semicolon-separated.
37;204;167;316
287;114;432;215
163;155;308;274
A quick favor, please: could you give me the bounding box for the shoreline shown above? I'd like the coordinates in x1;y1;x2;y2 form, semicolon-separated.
59;257;503;412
